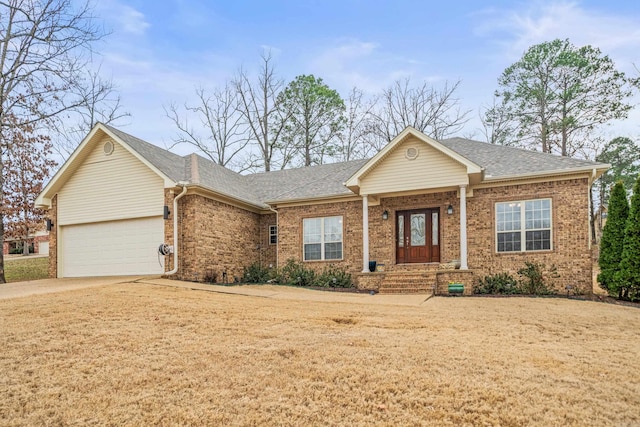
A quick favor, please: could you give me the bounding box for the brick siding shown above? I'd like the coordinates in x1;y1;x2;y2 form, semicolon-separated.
168;194;276;283
277;178;593;295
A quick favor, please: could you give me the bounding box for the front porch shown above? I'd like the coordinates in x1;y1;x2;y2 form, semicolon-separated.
354;263;476;295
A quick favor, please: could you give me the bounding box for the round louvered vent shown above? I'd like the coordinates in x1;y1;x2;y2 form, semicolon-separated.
405;147;419;160
104;140;114;156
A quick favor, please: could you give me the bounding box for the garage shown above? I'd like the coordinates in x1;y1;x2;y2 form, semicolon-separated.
61;217;164;277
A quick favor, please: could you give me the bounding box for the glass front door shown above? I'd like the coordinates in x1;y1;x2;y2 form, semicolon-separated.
396;208;440;263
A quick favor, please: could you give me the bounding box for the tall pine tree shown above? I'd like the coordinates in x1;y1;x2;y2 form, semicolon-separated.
597;181;628;296
616;175;640;300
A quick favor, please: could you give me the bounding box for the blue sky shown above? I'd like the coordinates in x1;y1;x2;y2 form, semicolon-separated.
93;0;640;154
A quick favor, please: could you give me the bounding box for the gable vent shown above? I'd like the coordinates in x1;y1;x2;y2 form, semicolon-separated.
405;147;419;160
103;140;114;156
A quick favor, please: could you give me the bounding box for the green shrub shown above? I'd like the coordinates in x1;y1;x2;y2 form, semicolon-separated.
242;263;272;283
314;265;353;288
242;259;354;289
473;272;520;295
280;259;316;287
598;181;629;296
517;262;553;295
616;174;640;301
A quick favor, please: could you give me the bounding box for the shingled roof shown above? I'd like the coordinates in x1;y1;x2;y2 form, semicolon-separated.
439;137;606;180
105;125;608;209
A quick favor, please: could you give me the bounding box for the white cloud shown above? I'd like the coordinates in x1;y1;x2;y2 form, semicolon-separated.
97;1;150;36
309;40;441;94
474;1;640;70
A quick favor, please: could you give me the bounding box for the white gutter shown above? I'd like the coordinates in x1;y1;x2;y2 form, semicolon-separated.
165;184;188;275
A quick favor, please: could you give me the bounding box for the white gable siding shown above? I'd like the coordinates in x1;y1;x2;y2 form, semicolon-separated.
58;137;164;225
359;136;468;195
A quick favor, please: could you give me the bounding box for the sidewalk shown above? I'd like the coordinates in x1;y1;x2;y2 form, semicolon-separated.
0;275;434;306
138;277;434;306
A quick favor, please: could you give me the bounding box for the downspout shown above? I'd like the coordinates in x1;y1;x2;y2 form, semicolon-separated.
268;205;279;267
588;168;596;250
166;184;188;275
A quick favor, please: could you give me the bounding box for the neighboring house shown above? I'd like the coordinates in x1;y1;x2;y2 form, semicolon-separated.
3;229;49;256
36;124;609;294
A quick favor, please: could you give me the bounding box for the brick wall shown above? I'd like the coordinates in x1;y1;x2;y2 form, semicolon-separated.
467;178;592;294
276;178;592;294
171;194;271;283
259;213;277;269
277;193;460;274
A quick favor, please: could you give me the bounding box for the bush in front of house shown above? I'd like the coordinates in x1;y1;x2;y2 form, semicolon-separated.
242;259;354;289
279;259;317;287
314;264;352;288
473;272;520;295
474;263;556;296
517;262;554;295
242;263;272;283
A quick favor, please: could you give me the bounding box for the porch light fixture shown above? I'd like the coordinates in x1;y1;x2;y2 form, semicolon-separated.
447;204;454;215
382;210;389;220
46;218;54;231
163;205;170;220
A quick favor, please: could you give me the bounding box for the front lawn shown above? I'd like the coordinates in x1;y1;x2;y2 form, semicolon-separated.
4;256;48;282
0;283;638;425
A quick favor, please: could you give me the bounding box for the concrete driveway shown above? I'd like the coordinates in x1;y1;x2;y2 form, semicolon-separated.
0;276;160;300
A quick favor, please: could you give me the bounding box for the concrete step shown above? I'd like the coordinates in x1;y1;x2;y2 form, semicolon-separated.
379;271;437;294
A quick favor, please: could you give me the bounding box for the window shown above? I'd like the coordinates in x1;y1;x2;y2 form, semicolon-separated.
269;225;278;245
303;216;343;261
496;199;552;252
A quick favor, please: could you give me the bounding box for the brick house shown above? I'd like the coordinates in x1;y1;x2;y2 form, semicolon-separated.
2;229;49;255
36;124;608;294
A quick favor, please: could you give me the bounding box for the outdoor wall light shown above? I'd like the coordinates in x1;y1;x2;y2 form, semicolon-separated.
447;204;454;215
163;205;170;220
382;210;389;220
46;218;54;231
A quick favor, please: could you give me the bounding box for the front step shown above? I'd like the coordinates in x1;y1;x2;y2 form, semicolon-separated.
378;271;437;294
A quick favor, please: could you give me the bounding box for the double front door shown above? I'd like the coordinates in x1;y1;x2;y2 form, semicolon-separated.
396;209;440;264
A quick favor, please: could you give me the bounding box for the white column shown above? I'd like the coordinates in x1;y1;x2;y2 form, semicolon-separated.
362;195;370;272
459;185;468;270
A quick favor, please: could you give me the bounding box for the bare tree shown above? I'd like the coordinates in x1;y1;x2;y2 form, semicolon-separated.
232;50;291;172
165;84;250;171
369;78;470;146
478;98;517;146
335;87;376;161
54;66;130;158
0;0;105;283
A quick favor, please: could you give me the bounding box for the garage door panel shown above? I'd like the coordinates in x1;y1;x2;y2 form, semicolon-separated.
62;217;164;277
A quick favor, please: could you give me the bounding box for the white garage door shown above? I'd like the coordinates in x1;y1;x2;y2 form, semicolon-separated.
62;217;164;277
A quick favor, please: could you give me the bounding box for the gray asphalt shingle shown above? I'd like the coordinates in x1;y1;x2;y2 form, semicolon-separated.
106;125;606;208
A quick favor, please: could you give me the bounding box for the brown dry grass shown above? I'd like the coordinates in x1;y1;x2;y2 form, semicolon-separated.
1;284;639;426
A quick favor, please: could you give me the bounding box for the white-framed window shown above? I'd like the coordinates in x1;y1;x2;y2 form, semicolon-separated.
269;225;278;245
496;199;552;252
303;216;343;261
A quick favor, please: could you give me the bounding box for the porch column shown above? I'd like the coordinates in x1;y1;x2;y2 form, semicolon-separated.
362;194;370;273
459;184;468;270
